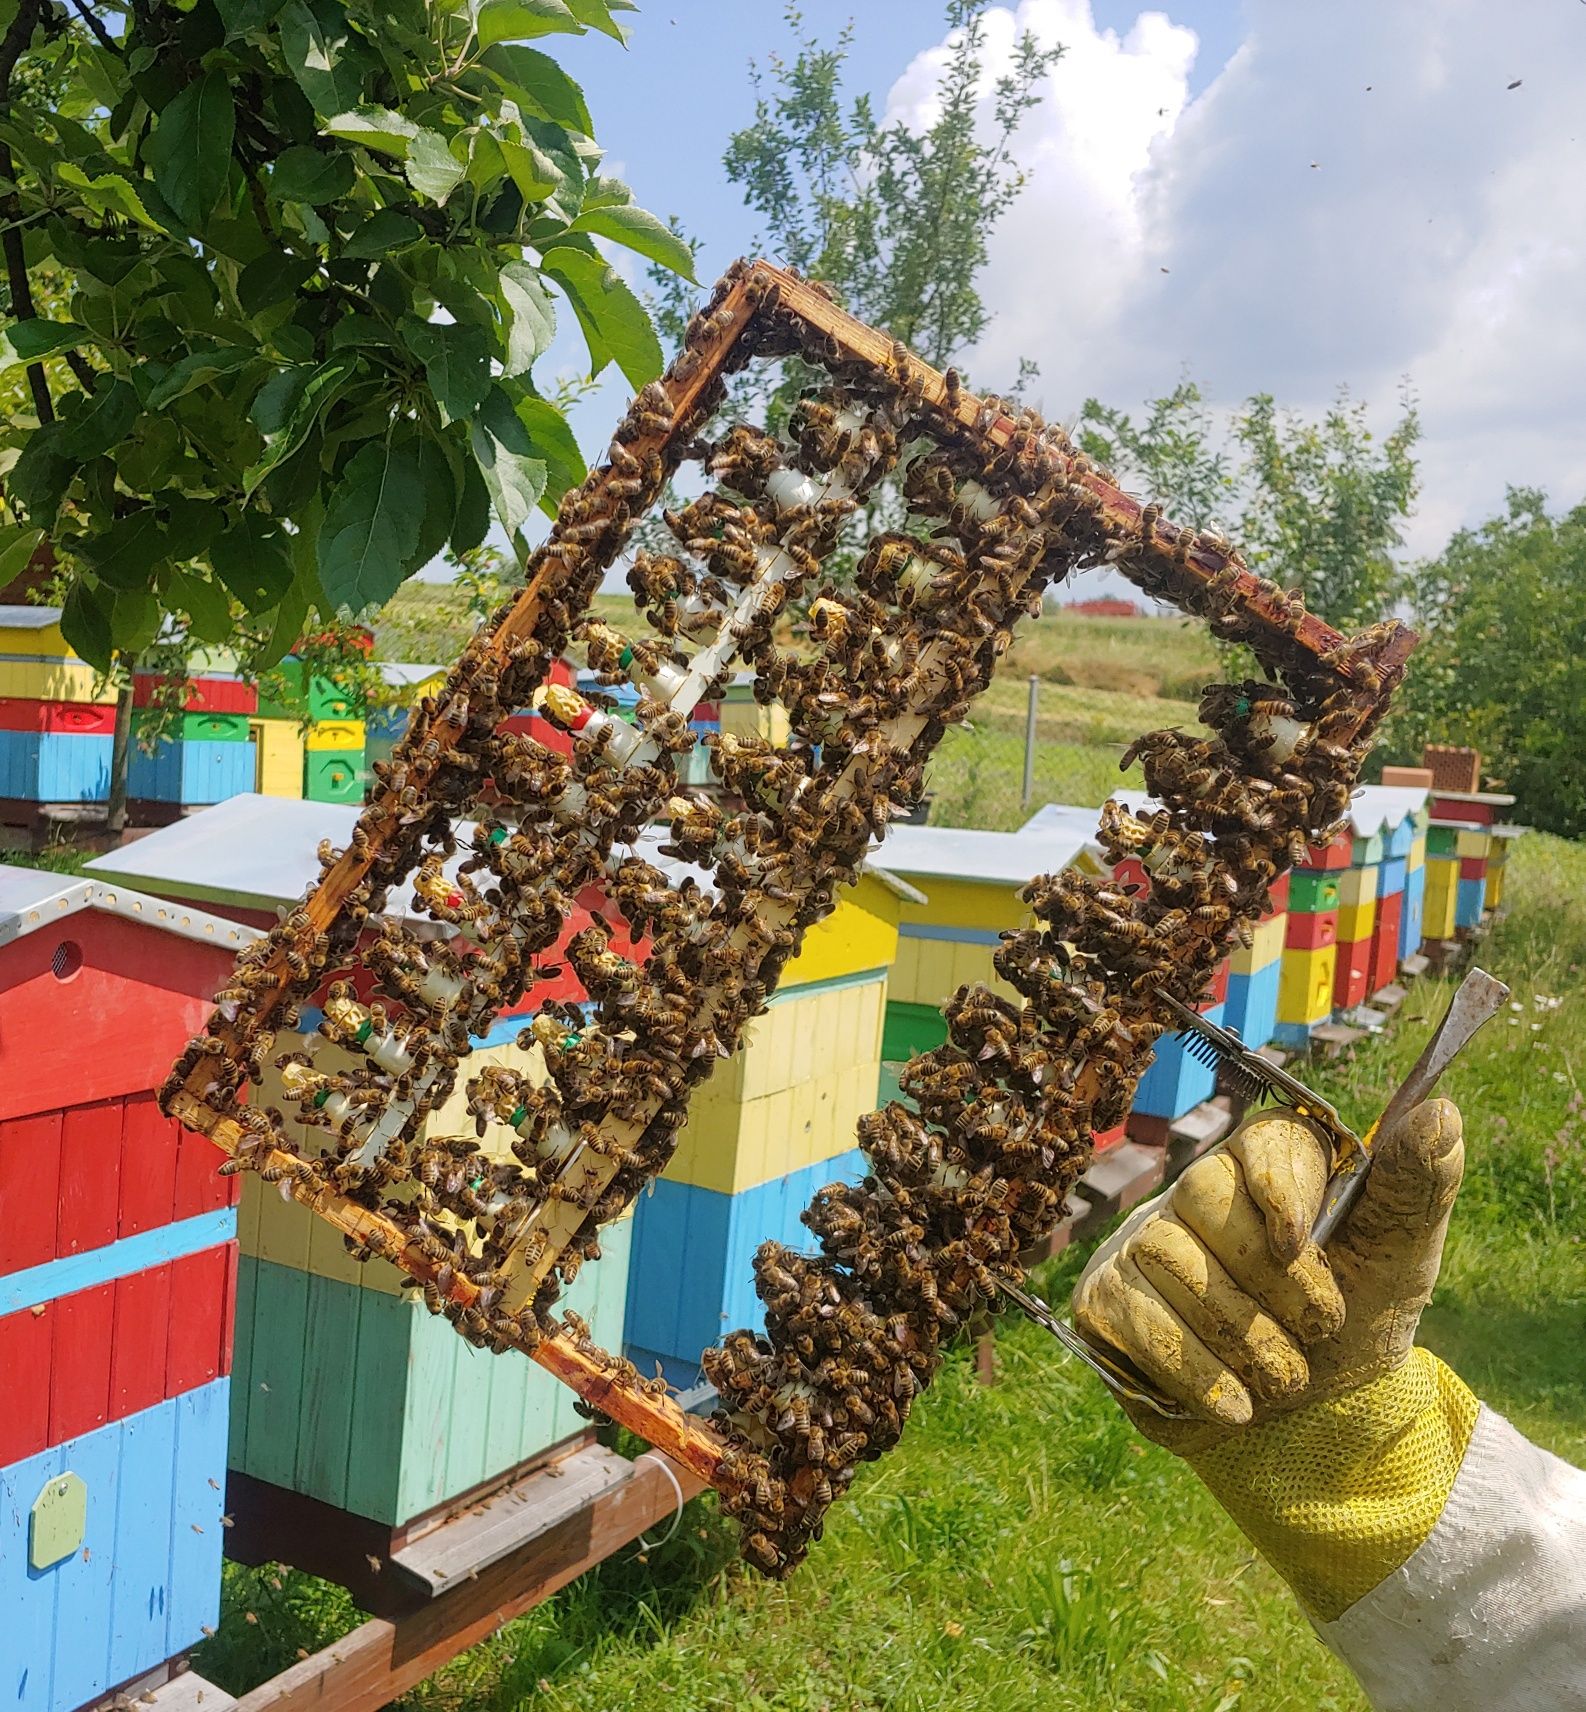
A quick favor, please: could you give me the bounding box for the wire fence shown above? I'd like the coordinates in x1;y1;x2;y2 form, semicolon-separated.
920;674;1163;831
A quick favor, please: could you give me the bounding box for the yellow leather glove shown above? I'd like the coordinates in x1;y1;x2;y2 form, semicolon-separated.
1073;1100;1480;1621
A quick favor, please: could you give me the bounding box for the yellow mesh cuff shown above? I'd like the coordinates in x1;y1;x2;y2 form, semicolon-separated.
1187;1348;1480;1622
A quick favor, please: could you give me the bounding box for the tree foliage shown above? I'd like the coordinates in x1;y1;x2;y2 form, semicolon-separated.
1384;488;1586;838
1079;381;1420;631
0;0;688;674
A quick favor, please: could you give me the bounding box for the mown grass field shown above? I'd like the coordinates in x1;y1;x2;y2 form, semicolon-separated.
198;831;1586;1712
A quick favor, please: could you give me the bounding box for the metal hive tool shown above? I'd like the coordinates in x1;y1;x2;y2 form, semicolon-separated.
162;258;1416;1577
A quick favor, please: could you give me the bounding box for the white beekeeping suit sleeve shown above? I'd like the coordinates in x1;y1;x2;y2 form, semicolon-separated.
1321;1406;1586;1711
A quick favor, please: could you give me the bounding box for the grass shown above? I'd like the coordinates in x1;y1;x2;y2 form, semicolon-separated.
195;829;1586;1712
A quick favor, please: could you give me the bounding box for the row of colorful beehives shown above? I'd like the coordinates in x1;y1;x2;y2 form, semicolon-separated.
879;773;1519;1141
0;607;368;815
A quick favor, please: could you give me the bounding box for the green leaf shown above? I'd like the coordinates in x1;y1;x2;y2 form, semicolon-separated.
318;437;428;611
497;138;559;203
257;516;317;667
160;494;225;560
450;456;490;555
237;251;317;316
211;514;295;610
479;45;593;135
251;365;312;435
215;0;287;36
515;392;585;507
7;431;74;522
405;129;466;202
144;346;256;409
269;145;356;204
165;566;234;644
408;431;462;570
323;104;422;159
75;511;169;591
280;0;375;116
475;0;584;47
0;525;43;586
0;318;92;373
402;317;492;424
58;378;138;461
146;74;236;231
55;164;167;232
470;386;546;539
343;207;424;258
563;0;628;43
579;174;632;211
499;260;555;375
567;202;696;281
60;579;114;672
540;245;661;389
243;357;351;496
110;586;162;654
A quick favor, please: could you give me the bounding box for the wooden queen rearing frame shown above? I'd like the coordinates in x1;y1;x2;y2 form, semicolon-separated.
163;260;1415;1576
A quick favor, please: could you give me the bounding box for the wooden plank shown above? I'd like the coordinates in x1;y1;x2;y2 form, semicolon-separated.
293;1273;359;1514
56;1099;121;1256
235;1260;308;1493
388;1444;631;1598
0;1302;52;1461
119;1092;180;1237
396;1303;462;1525
228;1255;256;1458
342;1287;408;1525
107;1394;178;1687
0;1109;62;1273
167;1245;229;1396
0;1443;64;1712
229;1457;702;1712
146;1671;238;1712
50;1415;120;1712
111;1261;174;1419
49;1280;114;1443
167;1381;229;1655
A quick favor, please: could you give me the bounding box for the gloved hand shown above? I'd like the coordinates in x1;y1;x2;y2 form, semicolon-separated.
1073;1099;1480;1621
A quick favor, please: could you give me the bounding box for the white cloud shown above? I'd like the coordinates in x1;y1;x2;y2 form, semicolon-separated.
892;0;1586;558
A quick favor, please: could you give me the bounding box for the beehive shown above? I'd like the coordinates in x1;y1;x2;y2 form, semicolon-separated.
86;797;645;1529
1272;825;1352;1044
1348;782;1430;992
882;814;1102;1063
1486;823;1523;910
1429;788;1515;932
0;606;116;705
0;870;252;1712
625;860;913;1388
1225;868;1288;1050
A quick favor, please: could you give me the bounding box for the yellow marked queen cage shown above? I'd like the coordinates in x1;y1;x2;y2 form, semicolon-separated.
163;259;1415;1577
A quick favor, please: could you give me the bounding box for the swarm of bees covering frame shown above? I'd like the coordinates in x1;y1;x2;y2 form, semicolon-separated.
163;259;1414;1577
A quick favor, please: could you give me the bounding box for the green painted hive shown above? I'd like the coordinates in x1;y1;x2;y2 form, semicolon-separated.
231;1182;633;1527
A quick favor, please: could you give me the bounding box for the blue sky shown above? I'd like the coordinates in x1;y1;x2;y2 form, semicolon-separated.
450;1;1586;592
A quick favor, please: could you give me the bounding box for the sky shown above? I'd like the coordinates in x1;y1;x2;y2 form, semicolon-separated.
493;0;1586;583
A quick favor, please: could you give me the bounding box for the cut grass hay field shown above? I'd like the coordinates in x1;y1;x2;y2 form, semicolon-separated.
198;830;1586;1712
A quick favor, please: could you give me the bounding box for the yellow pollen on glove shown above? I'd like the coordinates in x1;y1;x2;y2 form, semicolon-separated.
1187;1349;1480;1622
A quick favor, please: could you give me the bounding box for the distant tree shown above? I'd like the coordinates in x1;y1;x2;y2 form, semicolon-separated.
1077;380;1232;529
1236;389;1420;632
1079;383;1420;632
645;0;1059;578
1384;488;1586;839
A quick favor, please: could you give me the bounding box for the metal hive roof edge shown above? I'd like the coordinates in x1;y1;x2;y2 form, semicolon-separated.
0;862;262;954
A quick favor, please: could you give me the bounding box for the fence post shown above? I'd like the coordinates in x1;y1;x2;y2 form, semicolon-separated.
1021;673;1039;807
